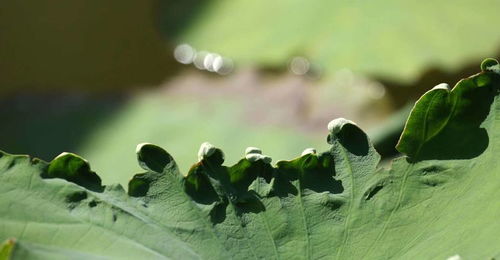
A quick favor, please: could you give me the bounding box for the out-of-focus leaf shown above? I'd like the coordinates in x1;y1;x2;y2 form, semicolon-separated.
179;0;500;81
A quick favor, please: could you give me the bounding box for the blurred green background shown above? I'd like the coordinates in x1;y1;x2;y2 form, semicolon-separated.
1;0;499;187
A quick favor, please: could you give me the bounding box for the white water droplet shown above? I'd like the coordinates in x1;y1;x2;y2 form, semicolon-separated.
193;51;209;70
203;53;219;72
212;56;224;72
54;152;89;164
487;64;500;73
173;44;196;64
245;153;272;164
482;58;500;73
327;118;356;134
213;56;234;75
55;152;71;159
245;153;261;162
245;147;262;155
301;148;317;156
446;254;462;260
136;143;152;153
262;156;272;164
368;82;386;99
432;83;450;91
198;142;216;161
289;56;310;75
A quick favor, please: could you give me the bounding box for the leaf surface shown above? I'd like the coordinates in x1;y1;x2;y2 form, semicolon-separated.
1;59;500;259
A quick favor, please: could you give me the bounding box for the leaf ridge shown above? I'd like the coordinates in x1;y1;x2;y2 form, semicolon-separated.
297;179;312;260
361;163;413;258
335;145;355;260
165;174;231;258
259;213;280;260
230;204;260;260
254;178;280;260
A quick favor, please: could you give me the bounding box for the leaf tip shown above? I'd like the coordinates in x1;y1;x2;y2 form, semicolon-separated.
136;143;173;173
47;152;102;191
128;173;150;197
481;58;500;74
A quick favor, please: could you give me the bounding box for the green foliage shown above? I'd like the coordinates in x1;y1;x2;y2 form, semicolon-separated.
76;97;329;187
1;59;499;259
179;0;500;81
0;240;14;260
397;64;498;160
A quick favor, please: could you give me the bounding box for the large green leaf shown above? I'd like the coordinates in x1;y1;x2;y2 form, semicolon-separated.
1;59;499;259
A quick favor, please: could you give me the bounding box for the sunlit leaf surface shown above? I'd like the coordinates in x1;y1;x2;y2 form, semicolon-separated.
1;60;499;259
